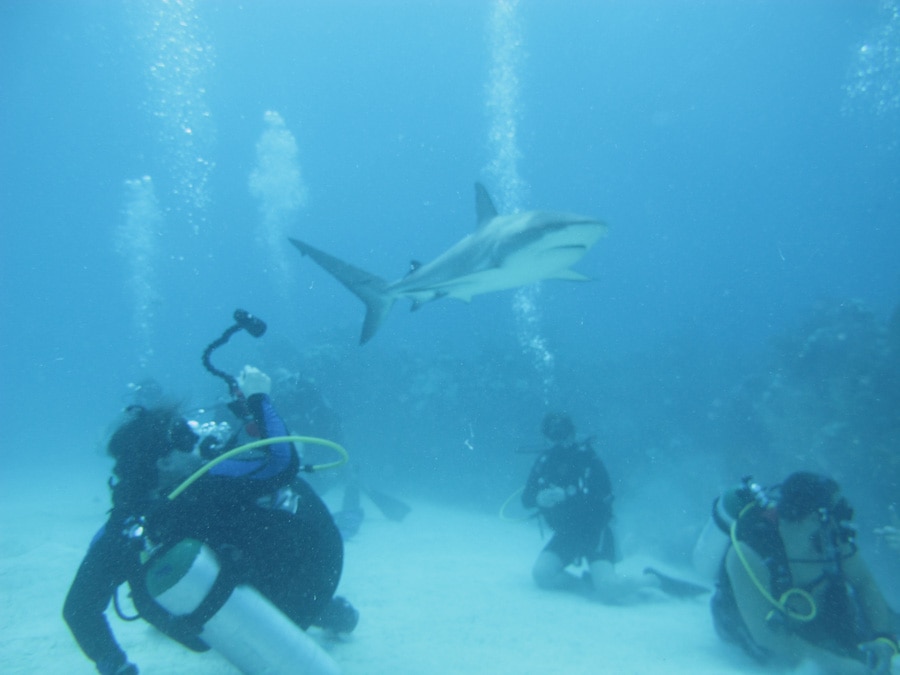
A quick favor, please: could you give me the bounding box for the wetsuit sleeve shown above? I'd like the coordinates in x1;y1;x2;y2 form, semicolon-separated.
62;524;132;672
208;393;297;482
591;456;613;501
586;454;614;518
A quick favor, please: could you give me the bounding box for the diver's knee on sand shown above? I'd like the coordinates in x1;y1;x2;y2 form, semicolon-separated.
532;551;568;590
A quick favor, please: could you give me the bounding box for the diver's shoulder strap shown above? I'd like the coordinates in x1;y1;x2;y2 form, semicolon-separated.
182;550;242;627
132;541;245;637
733;505;794;603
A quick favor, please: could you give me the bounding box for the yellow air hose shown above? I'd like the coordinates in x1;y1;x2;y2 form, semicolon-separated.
499;485;536;522
730;503;816;623
167;435;349;501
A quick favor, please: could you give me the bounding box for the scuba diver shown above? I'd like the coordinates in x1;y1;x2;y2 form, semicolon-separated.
63;311;357;675
521;412;705;603
711;472;897;675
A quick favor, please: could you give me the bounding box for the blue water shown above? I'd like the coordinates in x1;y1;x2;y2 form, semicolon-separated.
2;0;898;606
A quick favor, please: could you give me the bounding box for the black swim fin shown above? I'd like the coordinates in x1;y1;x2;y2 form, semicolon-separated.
643;567;709;599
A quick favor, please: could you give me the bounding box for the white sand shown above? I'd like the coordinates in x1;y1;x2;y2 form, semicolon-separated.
0;461;885;674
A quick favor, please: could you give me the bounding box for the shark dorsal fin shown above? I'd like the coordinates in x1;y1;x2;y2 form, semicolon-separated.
474;182;498;228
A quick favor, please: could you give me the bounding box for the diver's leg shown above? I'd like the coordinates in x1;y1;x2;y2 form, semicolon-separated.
587;559;644;603
589;558;689;604
532;550;583;592
587;527;651;604
531;549;571;590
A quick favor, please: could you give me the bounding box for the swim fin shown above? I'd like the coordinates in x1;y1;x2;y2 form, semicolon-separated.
643;567;709;598
362;485;411;522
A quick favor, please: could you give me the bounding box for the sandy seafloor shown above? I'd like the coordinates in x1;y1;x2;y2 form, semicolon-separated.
1;456;895;675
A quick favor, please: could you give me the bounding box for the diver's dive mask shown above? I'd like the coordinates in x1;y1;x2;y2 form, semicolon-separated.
166;417;200;454
186;416;233;459
818;496;857;546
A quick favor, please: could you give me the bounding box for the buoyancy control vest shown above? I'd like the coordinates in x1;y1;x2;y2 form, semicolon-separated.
712;502;867;662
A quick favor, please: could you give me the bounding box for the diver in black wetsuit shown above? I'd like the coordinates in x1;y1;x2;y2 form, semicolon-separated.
523;411;637;601
522;412;615;580
63;366;357;675
522;412;705;604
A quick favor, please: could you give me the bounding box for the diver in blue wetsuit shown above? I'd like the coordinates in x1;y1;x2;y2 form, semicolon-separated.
63;366;357;675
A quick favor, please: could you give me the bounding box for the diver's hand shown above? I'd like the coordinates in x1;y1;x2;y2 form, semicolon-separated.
859;638;896;675
536;486;566;509
237;365;271;397
874;525;900;553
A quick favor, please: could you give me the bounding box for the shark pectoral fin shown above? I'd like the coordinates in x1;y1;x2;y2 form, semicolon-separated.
409;292;446;312
289;237;396;344
552;270;592;281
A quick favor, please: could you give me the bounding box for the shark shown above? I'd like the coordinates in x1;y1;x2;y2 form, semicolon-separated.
289;183;608;344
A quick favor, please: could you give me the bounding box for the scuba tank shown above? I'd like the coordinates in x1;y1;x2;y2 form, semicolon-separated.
145;539;340;675
692;477;765;581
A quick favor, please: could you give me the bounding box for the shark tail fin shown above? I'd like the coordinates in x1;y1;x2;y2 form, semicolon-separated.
290;238;396;344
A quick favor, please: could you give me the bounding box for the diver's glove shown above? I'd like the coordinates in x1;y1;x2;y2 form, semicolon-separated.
536;486;566;509
237;365;271;397
874;525;900;553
